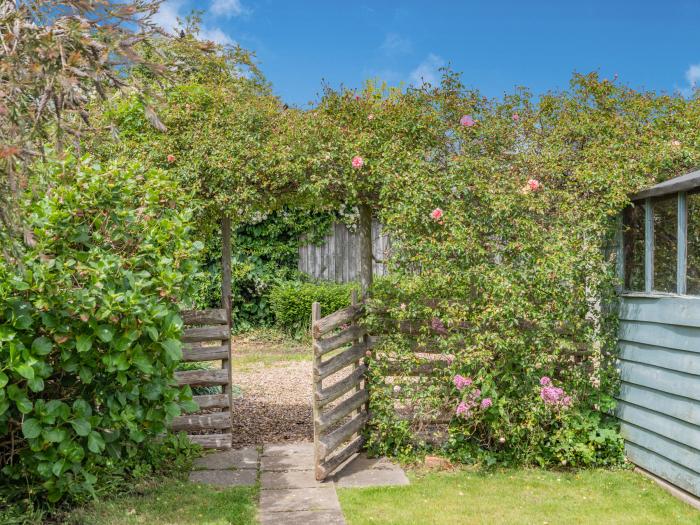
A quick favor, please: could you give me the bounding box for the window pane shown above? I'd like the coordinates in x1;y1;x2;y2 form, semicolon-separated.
623;204;645;291
687;192;700;295
653;196;677;293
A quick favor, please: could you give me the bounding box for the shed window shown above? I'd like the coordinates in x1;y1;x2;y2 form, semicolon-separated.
687;191;700;294
623;204;645;291
652;196;677;293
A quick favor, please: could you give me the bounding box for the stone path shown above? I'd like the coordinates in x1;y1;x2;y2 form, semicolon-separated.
189;442;409;524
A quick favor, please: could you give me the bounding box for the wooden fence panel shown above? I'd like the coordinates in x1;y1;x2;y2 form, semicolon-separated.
299;220;390;283
170;308;232;449
312;293;370;480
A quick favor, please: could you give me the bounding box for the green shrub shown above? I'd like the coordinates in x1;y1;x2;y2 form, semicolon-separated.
270;281;358;335
0;155;201;505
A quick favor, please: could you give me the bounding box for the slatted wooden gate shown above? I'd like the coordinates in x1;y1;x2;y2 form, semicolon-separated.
171;308;233;449
311;292;373;480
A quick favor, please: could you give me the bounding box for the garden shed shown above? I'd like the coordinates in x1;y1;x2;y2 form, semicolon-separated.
617;168;700;499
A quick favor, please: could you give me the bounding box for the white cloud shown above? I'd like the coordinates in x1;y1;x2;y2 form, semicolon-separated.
152;0;235;46
211;0;247;17
199;27;236;46
686;64;700;88
380;33;411;56
152;0;184;33
409;54;445;86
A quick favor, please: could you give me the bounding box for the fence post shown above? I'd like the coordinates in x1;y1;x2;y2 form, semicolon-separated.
358;204;373;298
221;216;234;431
311;302;321;477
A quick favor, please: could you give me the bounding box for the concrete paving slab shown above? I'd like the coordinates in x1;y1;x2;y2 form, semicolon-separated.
259;510;346;524
192;446;258;470
261;469;327;490
188;468;257;487
259;487;341;513
332;453;409;488
261;453;315;472
262;442;314;457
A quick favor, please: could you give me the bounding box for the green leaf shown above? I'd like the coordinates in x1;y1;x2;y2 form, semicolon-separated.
161;339;182;361
14;363;34;380
27;377;44;392
22;418;42;439
0;399;9;416
70;418;91;436
72;399;92;417
52;458;66;477
76;335;92;353
79;366;94;384
31;336;53;356
87;431;106;453
45;427;67;443
15;396;33;414
13;315;33;330
0;326;15;342
0;371;8;388
144;326;158;341
95;325;114;343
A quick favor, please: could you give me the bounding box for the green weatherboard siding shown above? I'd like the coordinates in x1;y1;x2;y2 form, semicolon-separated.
617;294;700;498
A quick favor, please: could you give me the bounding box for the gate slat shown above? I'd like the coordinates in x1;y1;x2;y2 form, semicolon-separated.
316;364;367;408
182;344;229;362
316;389;369;432
316;435;365;481
182;325;230;343
316;343;366;380
171;412;231;432
314;325;366;355
319;410;369;459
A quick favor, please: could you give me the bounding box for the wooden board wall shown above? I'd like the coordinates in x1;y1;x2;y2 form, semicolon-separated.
298;220;390;283
616;294;700;497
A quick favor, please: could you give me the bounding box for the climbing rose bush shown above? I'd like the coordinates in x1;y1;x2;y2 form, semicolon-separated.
0;156;201;503
352;71;700;468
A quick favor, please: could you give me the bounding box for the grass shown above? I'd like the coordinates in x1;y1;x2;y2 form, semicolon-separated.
338;468;700;525
232;327;310;369
65;480;258;525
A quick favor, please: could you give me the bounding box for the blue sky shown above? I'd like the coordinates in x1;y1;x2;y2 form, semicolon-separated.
154;0;700;107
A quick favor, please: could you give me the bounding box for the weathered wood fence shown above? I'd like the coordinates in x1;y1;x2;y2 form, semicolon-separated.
171;308;233;448
311;292;373;480
299;220;390;283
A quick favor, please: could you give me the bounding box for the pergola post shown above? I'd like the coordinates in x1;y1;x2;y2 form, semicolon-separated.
358;204;373;298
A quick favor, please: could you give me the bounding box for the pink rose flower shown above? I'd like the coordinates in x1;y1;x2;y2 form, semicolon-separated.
352;156;364;168
539;376;552;386
527;179;540;191
460;114;475;127
512;113;520;122
430;208;443;220
167;154;176;163
671;139;682;148
480;397;492;409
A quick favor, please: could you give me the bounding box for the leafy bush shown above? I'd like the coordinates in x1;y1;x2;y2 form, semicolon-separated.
0;155;201;505
270;281;358;335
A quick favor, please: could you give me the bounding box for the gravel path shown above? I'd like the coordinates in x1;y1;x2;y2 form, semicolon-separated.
231;360;314;446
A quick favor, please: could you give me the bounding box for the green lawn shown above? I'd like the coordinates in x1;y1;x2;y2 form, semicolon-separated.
65;480;257;525
338;468;700;525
